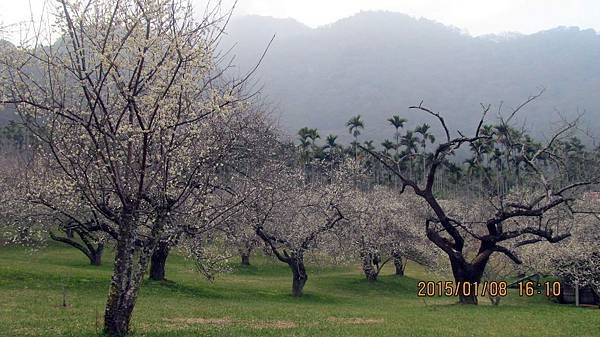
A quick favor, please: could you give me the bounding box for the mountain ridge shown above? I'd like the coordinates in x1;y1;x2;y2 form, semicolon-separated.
1;11;599;144
222;11;600;142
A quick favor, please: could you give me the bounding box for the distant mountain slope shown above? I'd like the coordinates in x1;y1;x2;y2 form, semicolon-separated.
223;11;600;142
2;12;599;144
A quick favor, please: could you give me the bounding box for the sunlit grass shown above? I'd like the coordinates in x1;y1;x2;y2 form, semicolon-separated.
0;244;598;337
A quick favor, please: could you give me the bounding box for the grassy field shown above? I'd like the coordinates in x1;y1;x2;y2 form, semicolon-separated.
0;245;598;337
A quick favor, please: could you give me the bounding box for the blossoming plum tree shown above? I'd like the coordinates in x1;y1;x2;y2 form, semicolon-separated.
0;0;265;334
339;185;437;282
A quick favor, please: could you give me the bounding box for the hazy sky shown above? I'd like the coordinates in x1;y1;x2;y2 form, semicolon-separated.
229;0;600;35
2;0;599;40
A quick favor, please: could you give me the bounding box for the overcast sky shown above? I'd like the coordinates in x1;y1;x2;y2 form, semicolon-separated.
2;0;600;40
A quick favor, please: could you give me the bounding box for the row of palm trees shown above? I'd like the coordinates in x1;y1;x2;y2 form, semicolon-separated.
297;114;597;197
299;114;439;182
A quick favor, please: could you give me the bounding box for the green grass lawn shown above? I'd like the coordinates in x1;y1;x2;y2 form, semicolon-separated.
0;245;598;337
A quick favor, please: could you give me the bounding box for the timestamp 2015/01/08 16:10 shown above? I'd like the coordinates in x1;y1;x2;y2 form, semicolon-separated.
417;281;561;298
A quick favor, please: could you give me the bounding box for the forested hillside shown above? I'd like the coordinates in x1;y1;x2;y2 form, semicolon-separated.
222;12;600;141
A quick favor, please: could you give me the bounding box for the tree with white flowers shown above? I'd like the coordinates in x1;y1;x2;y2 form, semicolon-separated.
520;197;600;301
1;153;111;265
222;218;262;266
0;0;267;334
339;185;436;282
240;163;350;297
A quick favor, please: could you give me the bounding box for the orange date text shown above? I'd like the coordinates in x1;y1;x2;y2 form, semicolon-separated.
417;281;508;298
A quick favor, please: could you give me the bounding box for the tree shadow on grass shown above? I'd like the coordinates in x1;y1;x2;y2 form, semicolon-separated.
0;268;110;290
317;274;420;298
140;277;343;305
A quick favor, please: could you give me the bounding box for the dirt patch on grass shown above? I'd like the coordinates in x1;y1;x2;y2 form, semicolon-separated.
162;317;297;330
164;317;234;325
327;317;384;325
246;320;298;329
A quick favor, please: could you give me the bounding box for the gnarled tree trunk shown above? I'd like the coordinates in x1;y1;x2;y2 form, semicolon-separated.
239;242;255;266
241;253;250;266
149;241;170;281
361;252;379;282
450;257;486;305
288;255;307;297
90;243;105;266
50;230;105;266
393;252;405;276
